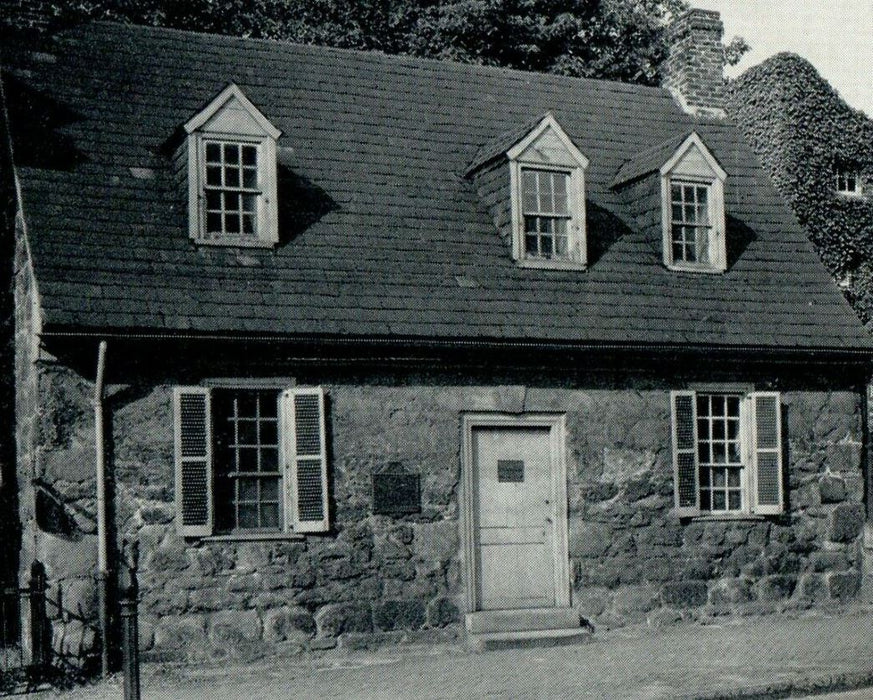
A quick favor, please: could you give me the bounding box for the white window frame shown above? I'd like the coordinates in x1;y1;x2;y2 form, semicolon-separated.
210;387;285;533
174;383;329;538
507;114;589;269
670;388;783;518
184;84;281;248
695;391;748;514
834;167;863;197
660;133;727;273
197;135;275;243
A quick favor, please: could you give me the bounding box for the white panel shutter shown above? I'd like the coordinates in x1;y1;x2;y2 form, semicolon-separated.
749;392;783;515
283;387;329;532
173;387;214;537
671;390;700;517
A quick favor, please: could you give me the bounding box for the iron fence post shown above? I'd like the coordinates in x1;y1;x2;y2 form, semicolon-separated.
120;540;140;700
27;561;48;677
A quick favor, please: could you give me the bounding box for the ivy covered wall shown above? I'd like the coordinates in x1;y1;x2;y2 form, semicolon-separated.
727;53;873;323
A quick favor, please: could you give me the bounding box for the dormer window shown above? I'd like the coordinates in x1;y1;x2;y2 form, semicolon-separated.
507;114;589;269
834;166;862;196
612;131;727;274
669;180;713;265
522;168;572;259
183;84;281;247
660;133;727;273
204;141;260;237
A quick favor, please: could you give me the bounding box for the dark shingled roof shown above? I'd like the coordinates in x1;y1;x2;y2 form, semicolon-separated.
466;111;551;175
612;131;692;186
3;22;871;352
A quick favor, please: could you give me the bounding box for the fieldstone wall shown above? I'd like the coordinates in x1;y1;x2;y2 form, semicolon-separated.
15;352;870;665
567;389;866;628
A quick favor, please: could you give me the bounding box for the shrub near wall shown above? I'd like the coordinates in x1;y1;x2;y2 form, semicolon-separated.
727;53;873;323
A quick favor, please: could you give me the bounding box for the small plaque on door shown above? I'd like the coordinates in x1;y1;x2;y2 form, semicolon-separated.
497;460;524;483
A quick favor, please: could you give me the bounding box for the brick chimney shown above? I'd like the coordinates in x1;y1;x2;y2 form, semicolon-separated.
663;9;726;117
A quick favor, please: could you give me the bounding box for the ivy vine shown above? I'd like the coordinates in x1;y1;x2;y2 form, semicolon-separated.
727;53;873;323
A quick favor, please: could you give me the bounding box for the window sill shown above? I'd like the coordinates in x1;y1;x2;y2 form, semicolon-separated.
193;236;277;249
517;258;587;271
665;263;724;275
835;190;865;199
691;513;766;522
200;533;305;542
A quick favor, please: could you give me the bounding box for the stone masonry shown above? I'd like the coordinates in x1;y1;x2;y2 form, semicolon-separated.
14;330;870;666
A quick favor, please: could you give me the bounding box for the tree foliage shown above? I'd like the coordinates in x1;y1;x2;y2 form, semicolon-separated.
46;0;746;87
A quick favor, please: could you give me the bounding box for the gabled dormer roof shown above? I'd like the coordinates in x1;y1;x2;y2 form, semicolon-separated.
466;113;588;176
612;131;725;187
661;132;726;180
506;113;589;167
184;83;282;139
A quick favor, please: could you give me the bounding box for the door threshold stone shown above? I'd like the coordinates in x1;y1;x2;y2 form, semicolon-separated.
467;627;593;652
465;607;580;634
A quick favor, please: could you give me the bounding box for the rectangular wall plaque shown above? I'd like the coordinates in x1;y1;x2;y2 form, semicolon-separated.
497;460;524;483
372;473;421;515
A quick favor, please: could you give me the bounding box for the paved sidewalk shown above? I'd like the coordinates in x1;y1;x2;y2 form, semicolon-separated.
23;607;873;699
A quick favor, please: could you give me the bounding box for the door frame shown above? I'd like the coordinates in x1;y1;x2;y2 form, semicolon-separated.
460;413;570;614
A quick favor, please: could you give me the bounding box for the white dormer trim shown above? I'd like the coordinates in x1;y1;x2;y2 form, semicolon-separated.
184;83;282;140
660;132;727;273
507;114;589;269
506;113;590;169
184;84;281;247
659;132;726;181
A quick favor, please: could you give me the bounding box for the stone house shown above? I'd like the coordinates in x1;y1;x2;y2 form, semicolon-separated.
2;8;872;667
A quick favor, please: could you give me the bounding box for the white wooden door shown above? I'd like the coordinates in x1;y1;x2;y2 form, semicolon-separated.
473;426;556;610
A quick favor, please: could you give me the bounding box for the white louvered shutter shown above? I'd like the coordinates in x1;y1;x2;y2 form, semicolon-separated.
671;390;700;517
173;387;214;536
749;392;783;515
283;387;329;532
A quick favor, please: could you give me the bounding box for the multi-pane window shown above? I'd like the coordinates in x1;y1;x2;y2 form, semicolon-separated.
696;394;743;512
671;389;784;517
670;181;711;265
173;386;330;537
522;169;571;260
212;389;281;531
204;141;260;238
834;168;860;195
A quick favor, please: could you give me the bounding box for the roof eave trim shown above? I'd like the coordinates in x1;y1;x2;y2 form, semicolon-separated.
37;329;873;358
183;82;282;140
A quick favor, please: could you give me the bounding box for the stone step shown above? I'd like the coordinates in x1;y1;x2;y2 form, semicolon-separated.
467;628;593;652
465;607;580;634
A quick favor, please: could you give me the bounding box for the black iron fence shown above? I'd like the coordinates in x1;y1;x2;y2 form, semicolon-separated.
0;562;50;696
120;539;140;700
1;550;141;698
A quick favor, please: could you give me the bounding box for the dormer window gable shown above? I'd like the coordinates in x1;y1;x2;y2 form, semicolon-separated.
506;115;589;269
467;114;589;270
182;84;281;247
659;133;727;273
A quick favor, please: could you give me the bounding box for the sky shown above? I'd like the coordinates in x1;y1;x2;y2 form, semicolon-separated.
692;0;873;117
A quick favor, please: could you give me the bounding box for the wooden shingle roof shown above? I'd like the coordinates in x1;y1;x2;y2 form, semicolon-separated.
3;22;871;352
612;132;690;186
